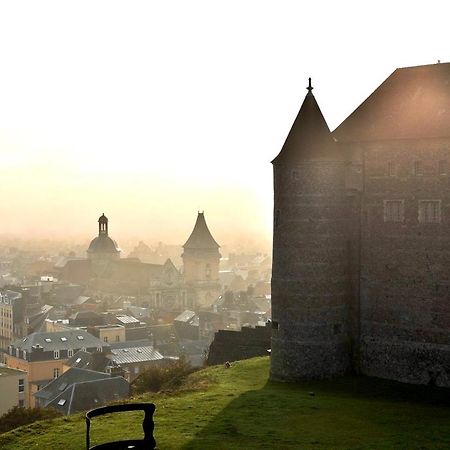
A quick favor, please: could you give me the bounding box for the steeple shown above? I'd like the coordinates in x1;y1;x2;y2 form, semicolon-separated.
183;212;220;250
272;79;339;164
98;213;108;236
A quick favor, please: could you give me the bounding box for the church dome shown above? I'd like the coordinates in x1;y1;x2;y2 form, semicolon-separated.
87;235;121;254
87;213;121;257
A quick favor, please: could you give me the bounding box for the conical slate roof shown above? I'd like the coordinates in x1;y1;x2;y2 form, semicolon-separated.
183;212;220;250
272;80;339;164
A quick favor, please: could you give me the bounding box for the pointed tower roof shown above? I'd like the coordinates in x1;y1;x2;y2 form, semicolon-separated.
183;212;220;250
272;78;339;164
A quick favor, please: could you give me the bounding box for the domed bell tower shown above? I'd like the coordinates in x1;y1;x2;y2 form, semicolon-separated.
270;79;351;380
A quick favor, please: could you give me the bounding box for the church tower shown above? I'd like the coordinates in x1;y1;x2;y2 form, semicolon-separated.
270;80;351;380
182;212;221;308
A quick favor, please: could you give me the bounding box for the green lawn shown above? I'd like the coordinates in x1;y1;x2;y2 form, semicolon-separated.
1;357;450;449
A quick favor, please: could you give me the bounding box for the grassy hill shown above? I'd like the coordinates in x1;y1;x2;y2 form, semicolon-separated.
1;357;450;449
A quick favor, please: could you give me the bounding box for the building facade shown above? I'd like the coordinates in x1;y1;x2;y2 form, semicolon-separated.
5;329;108;406
0;366;27;412
271;63;450;387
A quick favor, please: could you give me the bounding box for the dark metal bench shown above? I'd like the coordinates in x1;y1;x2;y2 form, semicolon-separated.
86;403;156;449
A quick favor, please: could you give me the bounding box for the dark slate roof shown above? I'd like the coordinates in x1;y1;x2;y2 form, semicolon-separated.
66;350;116;372
110;345;164;365
183;212;220;250
87;235;121;254
272;82;340;164
173;310;199;326
12;329;108;352
334;62;450;142
45;374;129;415
34;367;110;404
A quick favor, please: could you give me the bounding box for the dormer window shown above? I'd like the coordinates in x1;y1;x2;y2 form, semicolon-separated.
54;350;60;359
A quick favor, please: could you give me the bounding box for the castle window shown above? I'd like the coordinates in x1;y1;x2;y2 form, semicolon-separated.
383;200;404;223
18;379;24;393
418;200;441;223
387;161;396;177
414;160;423;176
67;349;73;357
53;368;59;378
438;160;447;176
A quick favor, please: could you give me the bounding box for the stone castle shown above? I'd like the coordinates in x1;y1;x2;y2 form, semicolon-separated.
270;63;450;387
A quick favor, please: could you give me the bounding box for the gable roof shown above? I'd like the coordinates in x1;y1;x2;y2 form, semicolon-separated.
110;345;164;365
45;375;129;415
334;62;450;142
183;212;220;250
66;350;116;372
13;329;107;352
34;367;111;404
272;82;340;164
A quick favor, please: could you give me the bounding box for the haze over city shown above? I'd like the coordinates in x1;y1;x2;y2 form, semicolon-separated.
1;0;449;248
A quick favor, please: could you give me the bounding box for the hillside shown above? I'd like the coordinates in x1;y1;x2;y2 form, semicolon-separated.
1;357;450;449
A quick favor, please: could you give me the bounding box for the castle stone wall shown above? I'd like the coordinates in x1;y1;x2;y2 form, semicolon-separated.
270;161;352;380
359;138;450;386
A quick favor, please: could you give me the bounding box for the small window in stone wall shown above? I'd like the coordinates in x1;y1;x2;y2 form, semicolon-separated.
418;200;441;223
414;160;424;176
439;160;447;176
387;161;396;177
384;200;404;222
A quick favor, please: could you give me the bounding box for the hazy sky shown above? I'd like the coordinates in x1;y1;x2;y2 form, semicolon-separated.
0;1;448;248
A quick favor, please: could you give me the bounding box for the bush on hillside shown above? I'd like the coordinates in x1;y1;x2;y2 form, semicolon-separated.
0;406;62;434
131;358;194;394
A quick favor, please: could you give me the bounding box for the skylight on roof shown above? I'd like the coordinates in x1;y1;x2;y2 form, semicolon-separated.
44;338;52;343
75;358;81;363
60;337;68;342
77;335;84;340
58;399;66;406
58;382;68;391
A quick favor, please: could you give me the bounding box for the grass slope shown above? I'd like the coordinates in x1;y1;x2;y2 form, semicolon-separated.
1;357;450;449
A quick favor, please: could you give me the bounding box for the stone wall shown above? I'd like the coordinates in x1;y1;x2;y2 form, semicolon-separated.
270;161;352;381
358;137;450;386
207;325;271;366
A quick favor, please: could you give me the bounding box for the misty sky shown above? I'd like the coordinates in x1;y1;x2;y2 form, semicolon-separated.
0;1;449;247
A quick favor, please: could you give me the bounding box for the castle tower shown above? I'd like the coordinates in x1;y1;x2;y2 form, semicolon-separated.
270;79;351;380
87;214;121;262
182;212;221;308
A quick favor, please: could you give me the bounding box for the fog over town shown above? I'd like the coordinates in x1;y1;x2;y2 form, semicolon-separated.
1;1;450;449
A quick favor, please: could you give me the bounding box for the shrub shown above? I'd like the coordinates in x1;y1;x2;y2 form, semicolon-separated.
131;358;194;394
0;406;62;434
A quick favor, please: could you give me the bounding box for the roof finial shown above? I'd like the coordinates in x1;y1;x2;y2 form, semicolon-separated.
307;77;313;93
